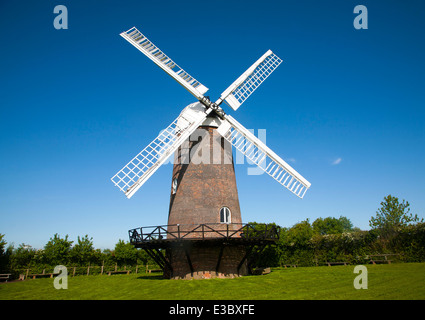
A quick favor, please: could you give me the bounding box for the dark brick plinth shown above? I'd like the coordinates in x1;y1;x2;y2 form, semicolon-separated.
165;241;248;280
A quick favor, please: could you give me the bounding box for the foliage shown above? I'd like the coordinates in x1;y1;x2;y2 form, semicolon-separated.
0;234;12;272
114;239;138;266
276;220;315;266
0;232;157;276
43;233;73;266
249;211;424;267
70;235;95;265
245;223;280;267
286;219;314;245
0;234;6;254
389;222;425;262
370;195;423;232
9;244;37;269
312;216;354;235
273;217;357;267
276;223;425;267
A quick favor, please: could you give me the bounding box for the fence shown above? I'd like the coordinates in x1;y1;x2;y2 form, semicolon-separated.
15;264;161;279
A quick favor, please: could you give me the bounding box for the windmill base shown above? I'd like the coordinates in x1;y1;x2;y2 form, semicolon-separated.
129;223;279;279
165;241;248;279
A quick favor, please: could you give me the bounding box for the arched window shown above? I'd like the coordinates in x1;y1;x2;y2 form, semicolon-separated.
220;207;231;224
172;178;178;194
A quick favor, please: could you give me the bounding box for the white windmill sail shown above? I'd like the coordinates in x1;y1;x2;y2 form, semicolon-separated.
216;50;282;111
120;27;208;100
112;104;212;199
114;26;311;199
217;115;311;198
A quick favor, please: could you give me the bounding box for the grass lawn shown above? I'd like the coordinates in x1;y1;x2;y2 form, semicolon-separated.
1;263;424;300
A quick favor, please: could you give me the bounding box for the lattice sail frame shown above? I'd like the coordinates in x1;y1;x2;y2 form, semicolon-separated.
111;105;212;199
217;50;282;111
120;27;208;100
113;27;311;199
217;115;311;198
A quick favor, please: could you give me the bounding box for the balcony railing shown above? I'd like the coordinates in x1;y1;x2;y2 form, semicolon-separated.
129;223;279;244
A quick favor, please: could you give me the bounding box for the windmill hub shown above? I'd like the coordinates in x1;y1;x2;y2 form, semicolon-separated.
112;27;311;279
200;96;225;119
179;102;222;128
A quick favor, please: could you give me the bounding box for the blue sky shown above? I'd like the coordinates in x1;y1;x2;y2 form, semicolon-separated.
1;0;424;250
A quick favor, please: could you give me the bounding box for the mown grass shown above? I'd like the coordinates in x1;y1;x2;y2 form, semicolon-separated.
1;263;424;300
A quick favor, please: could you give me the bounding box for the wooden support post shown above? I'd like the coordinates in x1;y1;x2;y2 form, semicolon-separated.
216;245;225;273
238;245;254;275
184;247;194;277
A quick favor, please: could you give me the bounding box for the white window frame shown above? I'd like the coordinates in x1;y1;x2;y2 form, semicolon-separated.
220;207;231;224
172;178;178;194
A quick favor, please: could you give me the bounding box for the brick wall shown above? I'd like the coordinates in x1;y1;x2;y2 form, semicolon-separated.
168;126;242;229
167;243;248;279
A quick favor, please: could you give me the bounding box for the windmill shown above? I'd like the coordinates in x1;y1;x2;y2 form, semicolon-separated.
111;27;311;279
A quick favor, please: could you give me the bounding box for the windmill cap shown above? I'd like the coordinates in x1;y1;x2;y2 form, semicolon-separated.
179;102;222;128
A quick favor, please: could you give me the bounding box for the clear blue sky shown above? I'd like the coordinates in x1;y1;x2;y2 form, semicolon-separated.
1;0;424;250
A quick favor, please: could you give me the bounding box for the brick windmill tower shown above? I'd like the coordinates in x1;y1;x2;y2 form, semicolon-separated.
111;27;311;279
167;103;242;229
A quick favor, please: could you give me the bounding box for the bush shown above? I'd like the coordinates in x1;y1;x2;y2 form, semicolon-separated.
276;224;425;266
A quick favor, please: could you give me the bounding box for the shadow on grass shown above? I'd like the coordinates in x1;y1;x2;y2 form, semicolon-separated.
136;273;164;280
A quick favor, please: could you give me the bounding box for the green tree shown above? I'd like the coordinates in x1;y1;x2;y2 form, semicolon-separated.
278;220;315;266
70;235;95;265
338;216;354;232
286;219;313;245
370;195;423;231
312;216;354;235
114;239;138;266
43;233;73;266
0;234;9;271
0;234;6;252
101;248;115;266
10;244;36;269
0;234;6;257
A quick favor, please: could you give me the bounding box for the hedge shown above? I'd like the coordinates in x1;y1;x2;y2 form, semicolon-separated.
253;223;425;267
